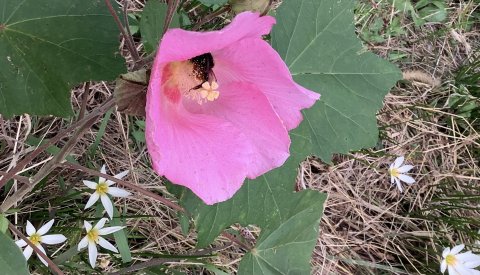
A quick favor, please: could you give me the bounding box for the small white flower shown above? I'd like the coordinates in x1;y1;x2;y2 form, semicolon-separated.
441;244;480;274
15;219;67;266
77;218;124;268
84;165;131;219
388;156;415;192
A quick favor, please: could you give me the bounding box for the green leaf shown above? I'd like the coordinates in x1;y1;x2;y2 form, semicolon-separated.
0;232;30;275
0;214;8;233
140;0;180;54
198;0;229;6
271;0;402;162
239;192;326;274
111;206;132;263
0;0;126;117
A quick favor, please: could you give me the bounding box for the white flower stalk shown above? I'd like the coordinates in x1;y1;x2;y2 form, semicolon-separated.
388;156;415;192
15;219;67;266
77;218;124;268
441;244;480;274
84;165;131;219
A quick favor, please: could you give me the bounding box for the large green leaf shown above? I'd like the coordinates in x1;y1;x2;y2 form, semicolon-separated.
0;0;125;117
0;232;30;275
272;0;402;162
139;0;180;54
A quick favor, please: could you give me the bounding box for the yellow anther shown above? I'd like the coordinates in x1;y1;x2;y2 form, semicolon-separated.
96;182;109;196
446;254;457;266
87;228;100;243
389;168;400;177
29;233;42;245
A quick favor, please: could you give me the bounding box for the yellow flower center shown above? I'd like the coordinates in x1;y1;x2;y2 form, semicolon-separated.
96;182;109;195
389;168;400;177
87;228;100;243
29;233;42;245
446;254;457;266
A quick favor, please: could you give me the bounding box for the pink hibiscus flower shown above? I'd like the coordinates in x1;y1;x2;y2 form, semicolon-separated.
146;12;319;205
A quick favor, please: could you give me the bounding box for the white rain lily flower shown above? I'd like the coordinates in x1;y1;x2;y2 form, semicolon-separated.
84;165;131;219
77;218;124;268
388;156;415;192
441;244;480;274
15;219;67;266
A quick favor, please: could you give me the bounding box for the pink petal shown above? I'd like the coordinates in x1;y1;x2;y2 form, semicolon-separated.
146;88;252;205
158;12;275;64
191;82;291;178
213;38;319;130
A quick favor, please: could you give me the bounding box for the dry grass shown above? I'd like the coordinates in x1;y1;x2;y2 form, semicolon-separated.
0;0;479;274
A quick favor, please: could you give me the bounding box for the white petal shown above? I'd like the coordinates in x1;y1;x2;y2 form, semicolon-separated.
99;165;107;183
448;265;455;275
104;169;128;186
94;218;108;230
397;165;414;173
101;195;114;219
440;260;447;273
390;175;395;184
84;220;92;232
98;226;124;235
16;239;27;248
114;170;129;180
398;174;416;184
469;269;480;275
451;244;465;255
36;245;48;266
23;245;33;260
84;192;100;209
393;156;405;168
454;264;472;275
41;234;66;245
395;177;403;192
26;221;36;236
464;260;480;269
107;187;131;198
37;219;55;236
78;236;89;251
389;163;394;170
83;180;98;190
97;237;118;253
88;242;98;268
457;252;480;267
443;247;451;258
